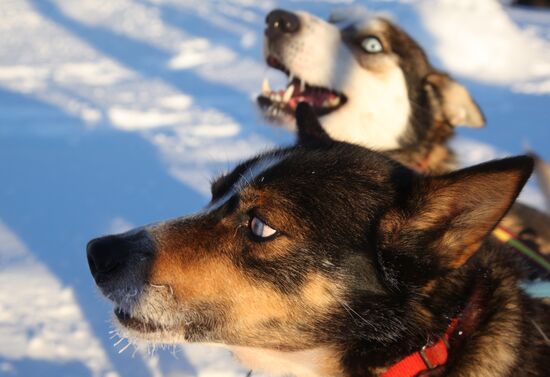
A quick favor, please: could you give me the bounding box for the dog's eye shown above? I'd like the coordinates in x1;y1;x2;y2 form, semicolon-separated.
249;216;277;239
361;36;383;53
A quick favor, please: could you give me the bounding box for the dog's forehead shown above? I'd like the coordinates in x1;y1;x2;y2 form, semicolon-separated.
352;18;390;35
209;145;397;213
329;8;390;34
207;151;290;211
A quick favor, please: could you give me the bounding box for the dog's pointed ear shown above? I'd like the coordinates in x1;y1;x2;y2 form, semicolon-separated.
295;102;333;145
424;72;485;128
380;156;533;274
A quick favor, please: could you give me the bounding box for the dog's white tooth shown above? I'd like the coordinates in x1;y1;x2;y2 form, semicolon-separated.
330;96;341;106
283;85;294;102
300;79;306;92
288;73;294;83
262;78;271;94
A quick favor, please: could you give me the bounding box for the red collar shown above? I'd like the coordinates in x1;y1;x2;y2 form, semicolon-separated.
380;318;459;377
381;269;488;377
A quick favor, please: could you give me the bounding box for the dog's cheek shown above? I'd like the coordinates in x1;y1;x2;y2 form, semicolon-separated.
353;51;400;75
223;273;343;349
181;301;231;343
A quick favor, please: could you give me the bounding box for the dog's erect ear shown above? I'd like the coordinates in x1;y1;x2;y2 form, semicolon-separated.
424;72;485;128
380;156;533;275
295;102;333;145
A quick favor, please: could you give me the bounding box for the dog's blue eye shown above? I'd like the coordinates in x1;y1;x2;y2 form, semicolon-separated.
250;216;277;239
361;37;383;53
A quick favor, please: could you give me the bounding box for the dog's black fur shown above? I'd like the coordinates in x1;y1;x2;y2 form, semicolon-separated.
88;104;549;377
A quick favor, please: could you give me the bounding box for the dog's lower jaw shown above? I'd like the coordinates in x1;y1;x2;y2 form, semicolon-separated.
113;315;188;345
231;345;344;377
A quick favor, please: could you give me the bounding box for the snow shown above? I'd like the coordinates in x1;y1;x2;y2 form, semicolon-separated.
0;220;116;377
0;0;548;376
451;137;547;210
418;0;550;94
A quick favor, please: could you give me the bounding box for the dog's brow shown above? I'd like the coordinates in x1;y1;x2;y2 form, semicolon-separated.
235;154;285;190
206;154;286;213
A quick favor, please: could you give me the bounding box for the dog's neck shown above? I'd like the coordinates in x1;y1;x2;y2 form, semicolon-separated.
231;279;487;377
377;272;489;377
389;120;456;174
231;252;520;377
345;257;516;377
341;262;494;377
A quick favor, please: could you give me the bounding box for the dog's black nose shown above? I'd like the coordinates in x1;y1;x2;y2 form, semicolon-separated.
87;230;153;284
265;9;300;38
87;235;127;282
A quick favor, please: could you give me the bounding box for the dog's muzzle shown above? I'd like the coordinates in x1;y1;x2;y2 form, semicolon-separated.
265;9;300;39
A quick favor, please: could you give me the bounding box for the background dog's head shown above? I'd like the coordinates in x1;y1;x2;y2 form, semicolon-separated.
258;9;485;151
87;105;530;370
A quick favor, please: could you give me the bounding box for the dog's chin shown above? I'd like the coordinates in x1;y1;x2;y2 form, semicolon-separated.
115;307;159;332
257;55;347;126
113;307;183;343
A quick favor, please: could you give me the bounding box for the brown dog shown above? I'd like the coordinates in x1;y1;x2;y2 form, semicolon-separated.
88;104;549;377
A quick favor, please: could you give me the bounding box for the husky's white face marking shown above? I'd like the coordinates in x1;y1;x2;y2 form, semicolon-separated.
260;12;411;150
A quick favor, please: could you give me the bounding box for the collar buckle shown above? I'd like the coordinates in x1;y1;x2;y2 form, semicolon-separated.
381;318;458;377
420;330;452;370
419;346;435;370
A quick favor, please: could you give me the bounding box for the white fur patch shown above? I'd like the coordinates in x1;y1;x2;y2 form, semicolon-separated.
321;63;410;150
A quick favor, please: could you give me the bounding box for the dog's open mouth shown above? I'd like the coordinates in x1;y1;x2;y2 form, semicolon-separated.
257;55;347;122
115;307;163;333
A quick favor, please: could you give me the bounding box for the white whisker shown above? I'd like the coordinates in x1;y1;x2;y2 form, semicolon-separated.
119;342;131;354
113;338;125;347
531;319;550;344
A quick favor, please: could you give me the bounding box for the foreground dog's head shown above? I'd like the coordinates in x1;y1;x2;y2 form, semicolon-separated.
257;9;485;152
87;105;531;375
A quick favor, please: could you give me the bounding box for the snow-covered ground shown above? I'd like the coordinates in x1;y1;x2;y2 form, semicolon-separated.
0;1;548;376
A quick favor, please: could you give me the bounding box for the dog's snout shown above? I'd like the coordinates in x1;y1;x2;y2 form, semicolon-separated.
86;230;153;284
87;236;124;278
265;9;300;38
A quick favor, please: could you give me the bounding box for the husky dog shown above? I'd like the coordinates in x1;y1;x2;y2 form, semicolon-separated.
257;9;485;173
88;104;549;377
257;9;550;263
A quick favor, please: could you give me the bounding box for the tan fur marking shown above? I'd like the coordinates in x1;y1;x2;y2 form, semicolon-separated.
301;274;340;309
150;254;291;321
